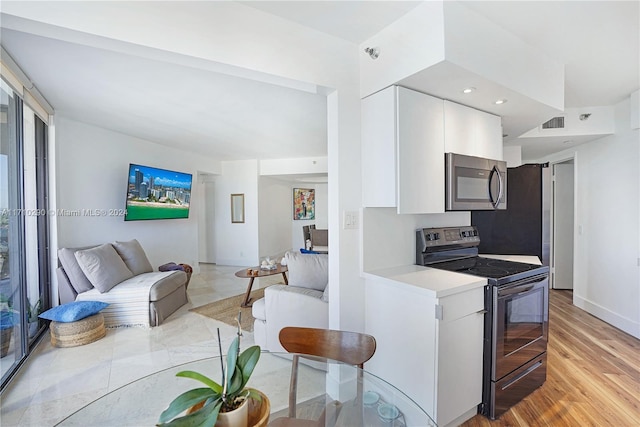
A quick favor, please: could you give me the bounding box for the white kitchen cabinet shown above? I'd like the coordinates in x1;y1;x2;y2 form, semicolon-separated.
365;276;485;427
444;100;503;160
362;85;444;214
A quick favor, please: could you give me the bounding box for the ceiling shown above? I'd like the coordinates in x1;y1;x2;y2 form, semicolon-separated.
1;1;638;163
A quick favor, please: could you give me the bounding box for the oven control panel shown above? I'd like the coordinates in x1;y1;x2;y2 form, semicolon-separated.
417;226;480;250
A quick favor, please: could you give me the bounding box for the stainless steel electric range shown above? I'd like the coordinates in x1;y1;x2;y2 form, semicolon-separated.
416;225;549;419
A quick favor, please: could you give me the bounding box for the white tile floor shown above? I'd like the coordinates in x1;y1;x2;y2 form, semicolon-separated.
0;264;282;427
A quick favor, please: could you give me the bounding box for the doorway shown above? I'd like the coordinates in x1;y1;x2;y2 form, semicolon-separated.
552;159;575;289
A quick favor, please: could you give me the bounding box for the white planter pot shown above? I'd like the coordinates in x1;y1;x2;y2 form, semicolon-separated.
215;397;249;427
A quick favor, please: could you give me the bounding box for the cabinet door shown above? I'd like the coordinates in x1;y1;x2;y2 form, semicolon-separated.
444;100;476;155
397;87;444;214
475;109;503;160
364;279;437;420
436;311;484;426
444;101;503;160
362;86;397;207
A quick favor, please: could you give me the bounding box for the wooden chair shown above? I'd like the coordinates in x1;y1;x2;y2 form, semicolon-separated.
270;327;377;427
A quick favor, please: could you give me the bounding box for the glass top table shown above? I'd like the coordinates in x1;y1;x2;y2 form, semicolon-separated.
56;352;436;426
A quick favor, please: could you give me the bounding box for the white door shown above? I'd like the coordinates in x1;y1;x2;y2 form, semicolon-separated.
197;178;217;264
553;161;574;289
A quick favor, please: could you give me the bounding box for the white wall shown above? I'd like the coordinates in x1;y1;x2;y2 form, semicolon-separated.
362;209;470;272
214;160;259;266
535;97;640;338
54;116;220;274
503;145;523;167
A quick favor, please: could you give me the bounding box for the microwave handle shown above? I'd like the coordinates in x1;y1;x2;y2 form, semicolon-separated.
489;166;504;208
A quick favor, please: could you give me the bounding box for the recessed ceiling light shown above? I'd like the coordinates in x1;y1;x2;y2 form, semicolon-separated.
462;87;476;94
494;99;508;105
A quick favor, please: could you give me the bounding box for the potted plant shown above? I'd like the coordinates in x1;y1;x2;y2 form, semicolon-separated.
27;298;41;338
157;314;265;427
0;294;16;358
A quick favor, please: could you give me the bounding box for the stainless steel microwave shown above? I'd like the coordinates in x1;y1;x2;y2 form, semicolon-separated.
445;153;507;211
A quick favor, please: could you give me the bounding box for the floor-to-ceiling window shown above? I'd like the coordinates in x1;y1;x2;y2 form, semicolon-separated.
0;77;50;391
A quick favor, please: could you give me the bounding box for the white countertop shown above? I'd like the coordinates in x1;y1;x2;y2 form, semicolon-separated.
363;254;542;298
363;264;487;298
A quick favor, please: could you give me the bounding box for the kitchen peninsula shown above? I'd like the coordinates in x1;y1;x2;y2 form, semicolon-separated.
364;264;486;427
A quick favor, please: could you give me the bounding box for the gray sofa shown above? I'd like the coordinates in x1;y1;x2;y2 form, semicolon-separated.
57;239;188;327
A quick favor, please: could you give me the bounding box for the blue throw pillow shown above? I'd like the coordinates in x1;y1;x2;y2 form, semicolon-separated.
39;301;109;323
0;311;14;330
300;248;319;254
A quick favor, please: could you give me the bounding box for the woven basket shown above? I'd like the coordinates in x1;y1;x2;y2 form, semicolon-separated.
50;313;106;348
0;327;12;357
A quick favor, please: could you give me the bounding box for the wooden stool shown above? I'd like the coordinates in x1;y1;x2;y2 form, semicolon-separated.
50;313;106;348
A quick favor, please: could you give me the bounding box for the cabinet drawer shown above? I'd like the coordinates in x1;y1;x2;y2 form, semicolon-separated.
438;286;485;321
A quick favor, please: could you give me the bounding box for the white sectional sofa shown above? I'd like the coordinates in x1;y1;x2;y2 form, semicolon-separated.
252;251;329;352
56;239;188;327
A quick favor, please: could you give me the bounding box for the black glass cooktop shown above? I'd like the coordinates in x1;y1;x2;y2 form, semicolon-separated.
430;256;549;285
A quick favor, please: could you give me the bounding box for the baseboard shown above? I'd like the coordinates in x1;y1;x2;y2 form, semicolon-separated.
573;294;640;339
215;257;249;266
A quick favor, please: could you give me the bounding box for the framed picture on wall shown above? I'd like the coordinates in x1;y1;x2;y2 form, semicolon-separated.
293;188;315;220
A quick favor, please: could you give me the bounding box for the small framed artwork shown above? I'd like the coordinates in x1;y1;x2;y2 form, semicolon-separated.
293;188;315;220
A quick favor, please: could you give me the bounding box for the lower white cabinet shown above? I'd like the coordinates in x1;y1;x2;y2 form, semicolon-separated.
365;278;485;427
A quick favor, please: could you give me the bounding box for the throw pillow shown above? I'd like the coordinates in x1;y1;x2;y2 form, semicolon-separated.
113;239;153;275
285;251;328;291
75;244;134;293
58;247;96;293
39;301;109;323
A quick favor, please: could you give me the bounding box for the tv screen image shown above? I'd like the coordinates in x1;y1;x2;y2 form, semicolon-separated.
125;164;192;221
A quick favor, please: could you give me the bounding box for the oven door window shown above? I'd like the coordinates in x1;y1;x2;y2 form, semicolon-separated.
502;287;544;356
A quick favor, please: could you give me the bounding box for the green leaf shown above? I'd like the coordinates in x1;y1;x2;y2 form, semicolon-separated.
225;337;239;391
176;371;222;393
226;367;244;396
236;346;261;390
157;388;219;424
157;400;222;427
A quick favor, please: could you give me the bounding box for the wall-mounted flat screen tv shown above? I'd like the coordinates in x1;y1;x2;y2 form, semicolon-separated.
125;163;192;221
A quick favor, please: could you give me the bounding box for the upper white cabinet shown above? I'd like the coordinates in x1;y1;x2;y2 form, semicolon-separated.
362;86;444;214
444;100;503;160
361;86;397;208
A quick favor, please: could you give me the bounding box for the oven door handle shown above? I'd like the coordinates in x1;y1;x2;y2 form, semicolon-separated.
499;285;535;298
488;166;504;209
497;275;548;298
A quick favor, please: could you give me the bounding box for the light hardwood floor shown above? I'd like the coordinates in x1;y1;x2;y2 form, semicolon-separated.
461;290;640;427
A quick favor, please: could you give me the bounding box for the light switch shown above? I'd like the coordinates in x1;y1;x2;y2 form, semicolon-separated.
343;211;359;229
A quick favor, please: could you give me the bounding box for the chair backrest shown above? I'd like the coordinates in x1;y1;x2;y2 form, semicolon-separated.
279;327;376;368
310;229;328;248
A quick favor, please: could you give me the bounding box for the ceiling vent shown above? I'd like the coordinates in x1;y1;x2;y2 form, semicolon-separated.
542;116;565;129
